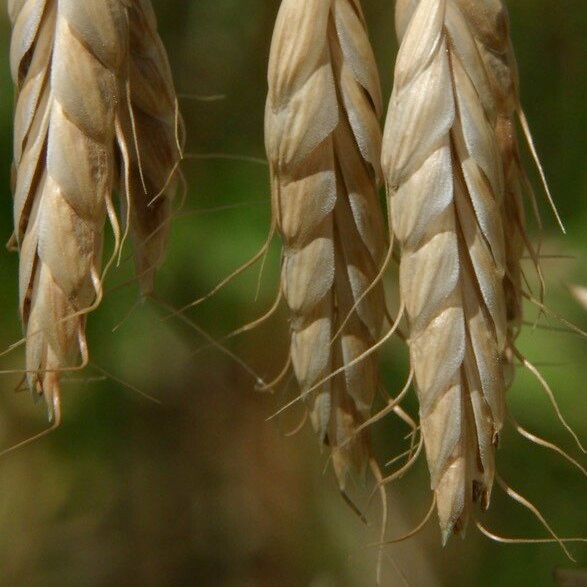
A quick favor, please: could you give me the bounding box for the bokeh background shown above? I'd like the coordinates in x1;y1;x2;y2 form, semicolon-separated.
0;1;585;585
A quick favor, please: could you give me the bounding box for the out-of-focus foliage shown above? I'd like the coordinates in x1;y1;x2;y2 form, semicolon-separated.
0;1;585;585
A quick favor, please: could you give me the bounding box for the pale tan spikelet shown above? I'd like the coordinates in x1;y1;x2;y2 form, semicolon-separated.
445;0;520;369
265;0;386;488
383;0;509;540
10;1;181;417
453;0;540;387
120;0;184;294
10;0;128;413
11;0;130;417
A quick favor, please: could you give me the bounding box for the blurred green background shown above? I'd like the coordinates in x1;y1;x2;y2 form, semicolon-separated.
0;1;585;586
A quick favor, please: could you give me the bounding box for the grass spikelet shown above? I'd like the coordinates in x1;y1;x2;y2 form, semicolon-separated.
120;0;184;294
265;0;386;489
382;0;509;541
10;0;130;418
456;2;587;451
9;0;181;419
453;0;542;387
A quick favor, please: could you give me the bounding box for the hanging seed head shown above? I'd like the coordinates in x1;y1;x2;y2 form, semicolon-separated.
456;0;532;389
11;0;129;417
120;0;184;295
9;0;181;417
265;0;386;489
383;0;509;541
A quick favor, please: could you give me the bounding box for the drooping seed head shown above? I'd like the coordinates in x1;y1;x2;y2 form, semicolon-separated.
383;0;509;540
9;0;181;417
265;0;386;488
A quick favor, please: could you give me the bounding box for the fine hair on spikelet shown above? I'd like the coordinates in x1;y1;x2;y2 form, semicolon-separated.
265;0;387;489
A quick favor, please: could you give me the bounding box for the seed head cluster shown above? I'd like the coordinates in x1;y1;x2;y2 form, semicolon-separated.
265;0;387;489
6;0;574;552
9;0;182;418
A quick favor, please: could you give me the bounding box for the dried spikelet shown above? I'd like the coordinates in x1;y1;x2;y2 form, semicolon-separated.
458;1;571;401
10;0;130;418
120;0;183;294
9;0;181;418
265;0;386;488
383;0;509;540
449;0;529;389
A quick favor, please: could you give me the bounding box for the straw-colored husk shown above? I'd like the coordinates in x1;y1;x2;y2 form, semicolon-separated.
9;0;181;418
383;0;509;540
455;0;530;387
265;0;386;488
11;0;128;418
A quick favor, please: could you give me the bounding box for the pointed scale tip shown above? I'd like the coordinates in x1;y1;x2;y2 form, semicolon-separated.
440;514;467;547
441;527;452;547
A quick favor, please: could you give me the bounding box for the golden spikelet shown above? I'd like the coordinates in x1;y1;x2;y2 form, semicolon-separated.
11;0;129;418
9;0;181;418
265;0;386;488
383;0;509;540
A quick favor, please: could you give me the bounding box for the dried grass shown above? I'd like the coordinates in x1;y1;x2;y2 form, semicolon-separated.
383;0;509;540
9;0;181;419
265;0;386;488
121;0;184;294
456;0;537;388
